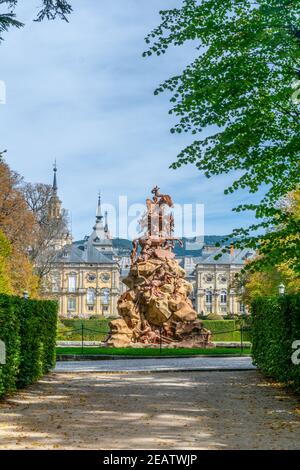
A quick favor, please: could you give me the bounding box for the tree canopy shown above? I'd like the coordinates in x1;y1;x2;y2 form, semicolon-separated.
0;229;12;294
22;181;70;281
144;0;300;274
0;157;69;296
0;157;39;295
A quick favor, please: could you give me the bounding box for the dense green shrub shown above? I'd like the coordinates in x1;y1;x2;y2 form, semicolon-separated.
17;298;58;387
0;294;58;397
251;294;300;393
0;295;20;397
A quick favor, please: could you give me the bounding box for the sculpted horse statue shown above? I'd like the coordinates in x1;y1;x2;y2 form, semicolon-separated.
151;186;174;208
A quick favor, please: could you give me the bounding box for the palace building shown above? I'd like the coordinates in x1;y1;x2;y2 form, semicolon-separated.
47;167;120;317
193;247;254;316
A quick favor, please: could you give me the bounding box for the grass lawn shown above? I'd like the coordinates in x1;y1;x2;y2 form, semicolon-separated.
56;346;251;356
57;319;111;341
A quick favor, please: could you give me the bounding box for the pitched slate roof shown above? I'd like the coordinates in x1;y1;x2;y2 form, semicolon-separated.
54;243;116;265
196;248;255;265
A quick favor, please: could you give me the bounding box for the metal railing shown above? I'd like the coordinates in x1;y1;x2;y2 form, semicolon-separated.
58;323;252;356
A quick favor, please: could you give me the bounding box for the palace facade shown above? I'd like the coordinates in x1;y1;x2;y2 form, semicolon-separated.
47;166;120;317
193;247;254;316
51;207;120;317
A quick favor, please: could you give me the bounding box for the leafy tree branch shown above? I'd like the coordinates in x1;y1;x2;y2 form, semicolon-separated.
0;0;72;42
145;0;300;274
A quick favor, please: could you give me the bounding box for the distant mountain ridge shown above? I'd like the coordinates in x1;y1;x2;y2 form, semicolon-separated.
112;236;226;257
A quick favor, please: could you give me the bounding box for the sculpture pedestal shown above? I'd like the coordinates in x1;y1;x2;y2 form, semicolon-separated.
106;255;212;349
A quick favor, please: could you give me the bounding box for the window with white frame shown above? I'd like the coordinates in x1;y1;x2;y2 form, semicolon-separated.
68;274;76;292
220;290;227;304
87;288;95;305
205;290;213;304
67;297;76;311
239;302;246;314
101;288;110;306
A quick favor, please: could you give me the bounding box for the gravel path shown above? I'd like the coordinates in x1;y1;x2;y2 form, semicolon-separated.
0;370;299;450
55;356;256;372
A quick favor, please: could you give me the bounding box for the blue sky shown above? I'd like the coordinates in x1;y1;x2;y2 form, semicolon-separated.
0;0;259;240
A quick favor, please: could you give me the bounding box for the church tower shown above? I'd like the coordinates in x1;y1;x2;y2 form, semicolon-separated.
49;161;62;220
48;162;72;249
87;193;112;252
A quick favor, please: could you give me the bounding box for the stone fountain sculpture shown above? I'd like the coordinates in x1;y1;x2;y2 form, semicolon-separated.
106;187;212;348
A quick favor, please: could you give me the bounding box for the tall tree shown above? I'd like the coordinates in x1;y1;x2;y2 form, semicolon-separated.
251;189;300;274
0;157;39;296
0;157;35;249
0;229;12;294
145;0;300;274
22;182;70;282
6;246;39;296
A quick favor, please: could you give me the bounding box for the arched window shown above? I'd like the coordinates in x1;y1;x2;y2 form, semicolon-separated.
87;288;95;305
220;291;227;304
205;290;213;304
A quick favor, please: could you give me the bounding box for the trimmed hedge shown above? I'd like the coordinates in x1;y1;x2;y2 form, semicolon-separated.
0;294;58;398
0;295;20;397
251;294;300;393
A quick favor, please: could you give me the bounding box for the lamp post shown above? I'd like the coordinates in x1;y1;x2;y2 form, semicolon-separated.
240;286;246;316
279;283;286;296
